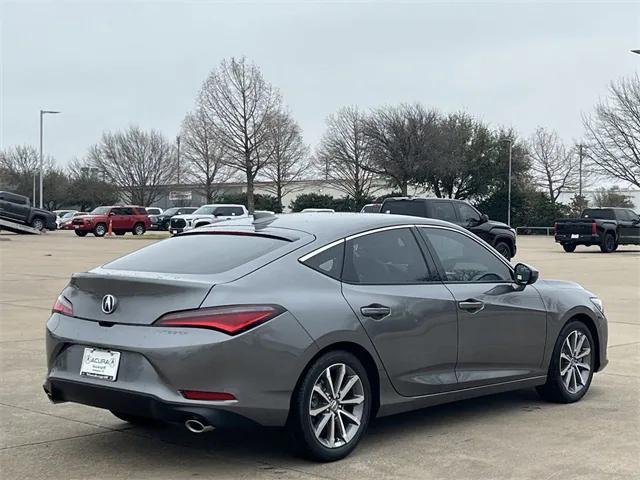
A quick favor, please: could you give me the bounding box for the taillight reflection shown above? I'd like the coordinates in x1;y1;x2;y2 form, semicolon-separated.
154;305;284;335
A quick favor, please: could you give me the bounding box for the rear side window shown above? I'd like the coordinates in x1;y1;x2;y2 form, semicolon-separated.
104;234;289;274
215;206;244;216
343;228;432;284
582;209;614;220
382;200;427;217
302;242;344;280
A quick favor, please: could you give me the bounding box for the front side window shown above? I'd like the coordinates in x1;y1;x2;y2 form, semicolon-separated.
343;228;432;284
430;202;457;223
194;206;216;215
420;228;511;283
91;206;111;215
456;202;481;225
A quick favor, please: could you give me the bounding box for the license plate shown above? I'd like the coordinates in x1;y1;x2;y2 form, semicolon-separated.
80;348;121;381
571;234;579;239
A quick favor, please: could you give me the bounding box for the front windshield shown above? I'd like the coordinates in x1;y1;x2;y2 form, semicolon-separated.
193;206;216;215
61;211;76;219
91;206;111;215
163;207;179;216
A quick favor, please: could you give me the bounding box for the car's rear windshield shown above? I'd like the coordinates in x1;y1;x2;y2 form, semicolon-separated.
103;234;289;274
582;209;614;220
382;200;427;217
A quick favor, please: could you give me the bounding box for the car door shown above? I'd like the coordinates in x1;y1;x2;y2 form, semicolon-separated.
3;193;27;221
109;207;127;230
340;226;459;397
418;226;547;388
427;200;459;225
618;210;640;243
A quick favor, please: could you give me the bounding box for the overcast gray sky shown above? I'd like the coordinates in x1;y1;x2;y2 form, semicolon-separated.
1;1;638;166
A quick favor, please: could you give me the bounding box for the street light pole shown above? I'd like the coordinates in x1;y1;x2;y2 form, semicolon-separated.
176;135;181;184
507;140;512;227
577;144;584;197
39;109;60;208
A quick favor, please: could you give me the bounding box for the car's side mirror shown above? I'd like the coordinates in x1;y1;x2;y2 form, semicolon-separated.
514;263;539;286
108;212;115;216
480;214;489;223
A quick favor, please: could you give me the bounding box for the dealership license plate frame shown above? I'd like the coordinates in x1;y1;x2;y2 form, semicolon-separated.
80;347;121;382
571;234;579;239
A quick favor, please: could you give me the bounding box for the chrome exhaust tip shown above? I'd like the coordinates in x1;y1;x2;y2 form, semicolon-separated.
184;419;215;434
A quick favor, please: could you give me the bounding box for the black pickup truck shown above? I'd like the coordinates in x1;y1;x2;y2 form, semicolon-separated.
380;197;517;260
554;207;640;253
0;191;57;231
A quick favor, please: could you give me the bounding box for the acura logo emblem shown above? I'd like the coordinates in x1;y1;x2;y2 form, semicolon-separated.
101;294;117;314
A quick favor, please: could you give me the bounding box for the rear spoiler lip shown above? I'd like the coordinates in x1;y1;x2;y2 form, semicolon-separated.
71;270;216;286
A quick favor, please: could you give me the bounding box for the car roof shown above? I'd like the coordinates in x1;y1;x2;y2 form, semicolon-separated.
199;204;245;208
197;212;466;244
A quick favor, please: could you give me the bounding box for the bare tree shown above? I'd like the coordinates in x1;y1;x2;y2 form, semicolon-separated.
528;127;578;202
316;106;376;203
0;145;55;202
583;74;640;188
181;108;233;203
88;126;176;206
364;104;439;196
259;110;309;212
197;57;281;213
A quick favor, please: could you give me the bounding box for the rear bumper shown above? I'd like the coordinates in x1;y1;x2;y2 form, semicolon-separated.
43;378;258;428
44;312;316;427
555;233;600;244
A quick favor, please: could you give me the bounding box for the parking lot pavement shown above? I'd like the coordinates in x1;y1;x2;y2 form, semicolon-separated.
1;231;638;479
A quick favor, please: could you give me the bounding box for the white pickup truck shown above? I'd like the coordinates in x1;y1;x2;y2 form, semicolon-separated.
169;204;248;235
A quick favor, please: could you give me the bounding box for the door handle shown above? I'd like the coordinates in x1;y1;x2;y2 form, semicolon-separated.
360;304;391;319
458;299;485;313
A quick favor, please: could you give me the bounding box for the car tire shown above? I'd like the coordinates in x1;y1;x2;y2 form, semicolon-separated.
74;230;88;237
288;350;372;462
110;410;155;426
612;243;619;252
30;217;45;231
562;243;576;253
494;241;512;260
600;233;615;253
93;223;107;237
536;320;595;403
132;223;145;235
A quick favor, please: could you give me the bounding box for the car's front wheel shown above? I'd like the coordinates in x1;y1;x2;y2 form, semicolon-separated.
74;230;87;237
30;217;45;231
93;223;107;237
600;233;616;253
536;321;595;403
562;243;576;253
132;223;145;235
494;241;512;260
289;350;371;462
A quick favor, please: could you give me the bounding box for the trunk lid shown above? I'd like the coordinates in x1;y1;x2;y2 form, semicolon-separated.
65;271;213;325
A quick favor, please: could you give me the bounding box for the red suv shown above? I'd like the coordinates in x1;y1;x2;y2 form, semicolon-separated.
72;206;151;237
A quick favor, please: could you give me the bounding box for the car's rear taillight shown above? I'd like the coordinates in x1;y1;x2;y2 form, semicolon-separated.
591;222;597;234
154;305;284;335
52;295;73;316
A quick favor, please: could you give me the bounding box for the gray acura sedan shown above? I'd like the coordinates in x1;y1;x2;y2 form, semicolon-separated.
44;213;608;461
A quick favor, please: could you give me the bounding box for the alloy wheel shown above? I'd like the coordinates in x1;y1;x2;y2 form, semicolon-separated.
559;330;592;394
309;363;365;449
